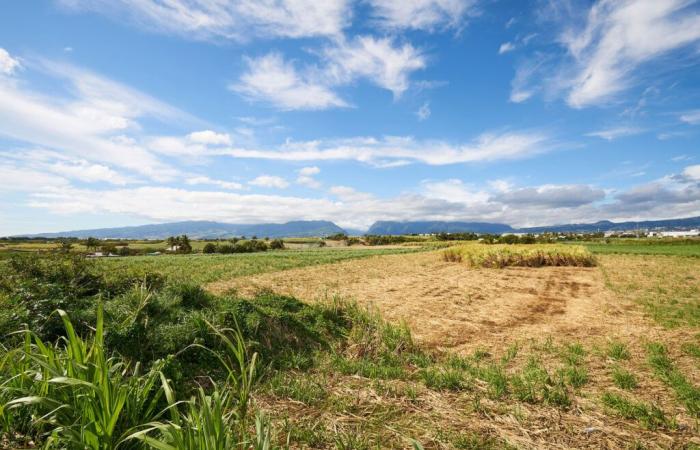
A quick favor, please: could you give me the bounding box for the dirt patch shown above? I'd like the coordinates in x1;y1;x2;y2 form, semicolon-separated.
207;251;682;354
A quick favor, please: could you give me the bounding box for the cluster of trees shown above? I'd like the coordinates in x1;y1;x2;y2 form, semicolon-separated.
363;235;409;245
435;232;479;241
166;235;192;254
202;238;284;254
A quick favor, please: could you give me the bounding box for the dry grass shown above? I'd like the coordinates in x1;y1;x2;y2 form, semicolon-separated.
208;250;700;448
443;243;596;268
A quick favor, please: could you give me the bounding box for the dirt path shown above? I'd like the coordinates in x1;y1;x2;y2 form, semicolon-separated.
207;251;662;353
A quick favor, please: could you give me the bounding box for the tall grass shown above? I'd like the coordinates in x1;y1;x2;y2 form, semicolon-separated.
0;306;275;449
443;244;596;268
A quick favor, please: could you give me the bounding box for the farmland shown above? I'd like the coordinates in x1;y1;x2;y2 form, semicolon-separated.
1;239;699;449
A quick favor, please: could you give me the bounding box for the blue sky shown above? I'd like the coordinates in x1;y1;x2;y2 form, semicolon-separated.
1;0;700;235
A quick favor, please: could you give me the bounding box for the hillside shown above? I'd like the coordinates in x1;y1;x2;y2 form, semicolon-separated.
367;221;515;235
20;220;346;239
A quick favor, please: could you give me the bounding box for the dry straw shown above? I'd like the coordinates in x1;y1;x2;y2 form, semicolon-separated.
443;244;596;268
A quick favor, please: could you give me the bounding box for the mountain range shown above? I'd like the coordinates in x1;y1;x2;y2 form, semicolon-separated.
12;216;700;239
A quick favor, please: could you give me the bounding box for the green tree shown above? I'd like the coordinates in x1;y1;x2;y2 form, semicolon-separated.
85;237;100;252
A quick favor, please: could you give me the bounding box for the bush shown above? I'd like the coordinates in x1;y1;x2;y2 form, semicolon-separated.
203;242;217;253
269;239;285;250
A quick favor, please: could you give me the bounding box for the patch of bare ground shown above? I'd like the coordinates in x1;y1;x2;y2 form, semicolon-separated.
208;251;700;448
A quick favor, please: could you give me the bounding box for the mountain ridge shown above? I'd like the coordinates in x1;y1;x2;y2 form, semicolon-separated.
12;216;700;239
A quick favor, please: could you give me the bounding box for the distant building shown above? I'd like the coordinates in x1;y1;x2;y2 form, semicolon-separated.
655;230;700;238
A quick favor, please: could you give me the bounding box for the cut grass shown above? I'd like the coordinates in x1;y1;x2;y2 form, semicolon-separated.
444;243;596;268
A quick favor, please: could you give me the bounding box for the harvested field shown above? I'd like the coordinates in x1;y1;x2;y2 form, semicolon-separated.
208;250;700;448
207;251;683;353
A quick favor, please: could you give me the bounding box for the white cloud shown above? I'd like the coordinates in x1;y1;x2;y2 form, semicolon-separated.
296;166;321;188
224;131;551;166
0;48;21;75
499;42;515;54
683;164;700;181
563;0;700;108
680;110;700;125
368;0;477;32
586;126;644;141
232;36;425;109
422;179;490;205
187;130;231;146
299;166;320;176
185;176;243;190
58;0;351;41
416;102;431;120
249;175;290;189
494;184;606;208
49;160;131;185
323;36;426;98
231;53;348;110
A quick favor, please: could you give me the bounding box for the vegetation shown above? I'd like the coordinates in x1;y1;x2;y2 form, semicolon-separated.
443;243;596;268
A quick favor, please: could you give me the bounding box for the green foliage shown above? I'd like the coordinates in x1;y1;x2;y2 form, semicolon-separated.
203;242;217;254
269;239;285;250
421;367;469;391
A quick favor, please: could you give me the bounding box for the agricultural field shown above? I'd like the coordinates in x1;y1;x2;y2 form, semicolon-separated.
1;241;699;449
581;239;700;257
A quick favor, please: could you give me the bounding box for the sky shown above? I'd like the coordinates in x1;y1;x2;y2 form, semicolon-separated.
1;0;700;235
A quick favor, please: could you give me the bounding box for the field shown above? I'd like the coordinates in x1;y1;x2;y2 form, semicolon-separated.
581;240;700;257
1;241;699;449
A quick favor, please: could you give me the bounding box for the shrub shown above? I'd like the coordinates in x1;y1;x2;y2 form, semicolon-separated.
269;239;285;250
203;242;217;253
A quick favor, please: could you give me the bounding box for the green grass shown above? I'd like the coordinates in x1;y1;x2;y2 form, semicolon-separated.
583;241;700;257
601;392;670;430
646;343;700;417
611;367;638;390
607;341;631;361
96;247;427;284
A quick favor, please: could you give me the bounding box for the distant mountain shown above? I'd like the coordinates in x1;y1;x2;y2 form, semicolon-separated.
367;221;514;235
365;216;700;235
19;220;346;239
518;216;700;233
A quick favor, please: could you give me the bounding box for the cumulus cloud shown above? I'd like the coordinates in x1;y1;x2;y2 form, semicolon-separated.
367;0;478;32
57;0;351;41
249;175;289;189
682;164;700;181
0;48;21;75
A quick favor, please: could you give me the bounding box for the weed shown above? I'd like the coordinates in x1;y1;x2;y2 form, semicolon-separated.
563;365;589;388
611;367;638;390
268;372;327;405
421;367;469;391
681;342;700;359
607;341;631;361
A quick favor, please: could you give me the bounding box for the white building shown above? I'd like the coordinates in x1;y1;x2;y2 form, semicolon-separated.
657;230;700;238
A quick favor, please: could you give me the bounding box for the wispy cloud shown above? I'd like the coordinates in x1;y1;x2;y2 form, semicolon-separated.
57;0;351;41
367;0;479;32
680;110;700;125
232;36;426;110
511;0;700;108
586;126;644;141
0;48;21;75
416;102;431;120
